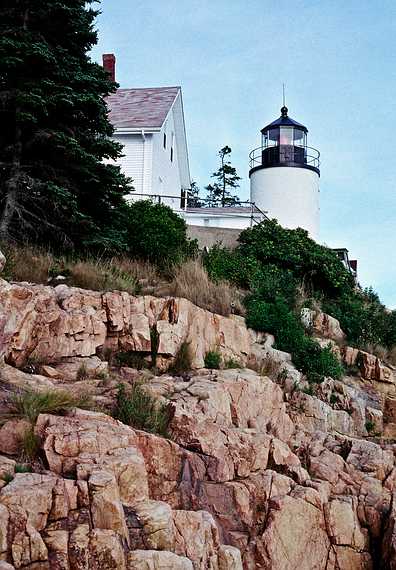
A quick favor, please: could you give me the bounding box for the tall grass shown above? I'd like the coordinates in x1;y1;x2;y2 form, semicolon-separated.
167;260;244;317
5;389;92;424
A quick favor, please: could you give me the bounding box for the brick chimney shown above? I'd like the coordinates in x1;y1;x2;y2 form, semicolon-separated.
102;53;116;82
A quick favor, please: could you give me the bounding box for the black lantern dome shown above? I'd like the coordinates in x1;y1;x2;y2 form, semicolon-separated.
249;107;320;176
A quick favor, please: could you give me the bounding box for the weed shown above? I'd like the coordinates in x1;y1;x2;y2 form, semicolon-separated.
302;386;314;396
330;393;338;405
22;427;40;460
224;358;242;369
150;327;159;367
76;363;89;381
170;341;193;374
7;389;92;424
113;383;172;438
15;464;32;474
204;350;222;370
365;420;375;433
2;472;14;485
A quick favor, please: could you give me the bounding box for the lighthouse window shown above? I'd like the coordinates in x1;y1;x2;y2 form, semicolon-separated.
279;127;293;146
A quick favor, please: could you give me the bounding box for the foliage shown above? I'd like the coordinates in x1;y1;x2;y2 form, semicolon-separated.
22;427;40;460
7;388;92;424
205;146;241;207
113;383;171;438
122;201;198;268
76;363;89;381
224;358;242;369
238;219;354;298
204;350;221;369
0;0;130;249
15;464;32;473
187;181;203;207
323;288;396;350
365;420;375;433
170;342;193;374
246;297;343;383
1;472;14;485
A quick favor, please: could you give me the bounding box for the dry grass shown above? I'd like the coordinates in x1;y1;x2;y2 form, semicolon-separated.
1;243;160;295
165;260;245;317
388;346;396;366
2;243;54;284
362;343;389;362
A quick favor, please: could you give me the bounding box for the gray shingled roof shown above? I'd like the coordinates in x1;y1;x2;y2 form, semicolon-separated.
106;87;180;129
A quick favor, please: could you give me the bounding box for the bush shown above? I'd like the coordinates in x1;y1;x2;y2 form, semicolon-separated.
238;219;355;298
123;201;198;267
204;350;221;369
22;427;40;460
113;383;171;437
246;298;343;383
224;358;242;369
170;342;193;374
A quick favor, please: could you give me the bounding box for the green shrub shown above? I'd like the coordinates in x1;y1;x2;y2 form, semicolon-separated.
113;383;171;437
22;428;40;460
224;358;242;369
204;350;221;369
76;363;89;381
365;420;375;433
123;201;198;267
1;472;14;485
293;341;344;383
170;342;193;374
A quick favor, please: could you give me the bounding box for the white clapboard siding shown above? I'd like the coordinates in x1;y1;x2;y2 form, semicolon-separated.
113;134;153;197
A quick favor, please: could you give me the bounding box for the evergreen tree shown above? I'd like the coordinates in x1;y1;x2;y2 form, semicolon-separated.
205;146;241;207
187;181;203;207
0;0;130;249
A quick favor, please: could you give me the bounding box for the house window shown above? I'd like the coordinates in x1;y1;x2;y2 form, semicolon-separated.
163;133;166;149
170;147;173;162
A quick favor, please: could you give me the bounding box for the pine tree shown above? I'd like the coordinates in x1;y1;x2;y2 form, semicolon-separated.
0;0;130;249
205;146;241;207
187;181;203;207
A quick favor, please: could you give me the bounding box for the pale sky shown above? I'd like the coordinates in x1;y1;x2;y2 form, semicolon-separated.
91;0;396;308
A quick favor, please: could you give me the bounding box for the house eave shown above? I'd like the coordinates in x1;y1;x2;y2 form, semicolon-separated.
114;127;161;135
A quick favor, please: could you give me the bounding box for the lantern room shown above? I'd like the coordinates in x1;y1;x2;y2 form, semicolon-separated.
250;106;319;174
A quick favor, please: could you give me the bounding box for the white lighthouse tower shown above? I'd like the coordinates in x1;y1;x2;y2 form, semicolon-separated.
249;106;320;240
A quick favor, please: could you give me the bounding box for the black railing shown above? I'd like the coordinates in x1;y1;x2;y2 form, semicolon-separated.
249;144;320;171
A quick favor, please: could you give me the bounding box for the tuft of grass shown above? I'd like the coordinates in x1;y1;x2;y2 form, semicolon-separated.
166;260;244;317
113;383;172;438
76;363;89;381
224;358;242;369
22;427;40;460
68;259;138;294
15;464;32;473
2;243;55;284
365;420;375;433
170;341;193;374
7;388;92;424
2;472;14;485
204;350;222;370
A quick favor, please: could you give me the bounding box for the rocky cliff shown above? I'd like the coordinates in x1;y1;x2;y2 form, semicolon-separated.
0;277;396;569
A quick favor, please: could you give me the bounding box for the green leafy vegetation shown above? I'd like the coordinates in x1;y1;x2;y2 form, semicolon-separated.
0;0;131;249
22;427;41;461
7;389;92;424
113;383;171;437
365;420;375;433
224;358;242;369
205;146;241;206
204;220;358;383
204;350;222;369
170;342;193;374
1;472;14;485
121;201;198;268
76;364;89;381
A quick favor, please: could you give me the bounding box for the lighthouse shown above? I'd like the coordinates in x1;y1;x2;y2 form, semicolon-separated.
249;106;320;240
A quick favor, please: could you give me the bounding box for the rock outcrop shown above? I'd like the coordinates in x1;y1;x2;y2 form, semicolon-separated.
1;280;396;568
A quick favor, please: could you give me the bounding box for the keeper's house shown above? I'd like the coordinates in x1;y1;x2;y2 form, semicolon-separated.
104;54;190;210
